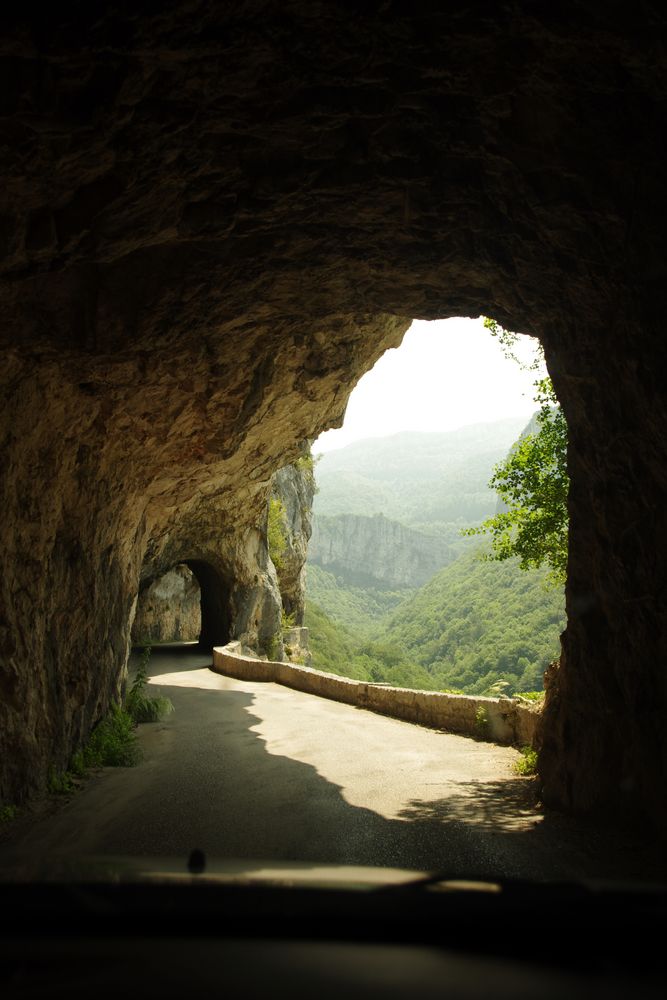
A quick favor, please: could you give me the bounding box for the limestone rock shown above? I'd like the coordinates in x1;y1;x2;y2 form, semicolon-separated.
309;513;452;589
270;458;316;625
131;565;200;644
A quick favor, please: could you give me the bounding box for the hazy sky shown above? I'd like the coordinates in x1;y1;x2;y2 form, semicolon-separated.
314;317;546;453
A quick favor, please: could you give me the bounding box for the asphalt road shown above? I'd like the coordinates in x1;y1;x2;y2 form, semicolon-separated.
2;646;664;884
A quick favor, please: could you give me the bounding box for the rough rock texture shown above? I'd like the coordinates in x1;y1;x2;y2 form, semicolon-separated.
309;513;452;588
131;565;201;644
0;3;667;823
282;626;313;668
270;460;316;624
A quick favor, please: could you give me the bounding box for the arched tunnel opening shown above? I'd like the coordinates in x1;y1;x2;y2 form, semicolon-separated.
304;316;567;701
185;560;233;651
132;561;233;651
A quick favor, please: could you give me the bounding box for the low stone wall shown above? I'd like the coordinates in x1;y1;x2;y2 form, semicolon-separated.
212;644;540;747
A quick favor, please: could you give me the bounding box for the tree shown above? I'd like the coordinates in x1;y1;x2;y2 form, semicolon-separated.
464;321;569;586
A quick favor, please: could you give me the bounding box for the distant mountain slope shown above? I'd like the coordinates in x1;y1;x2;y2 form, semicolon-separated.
378;546;565;694
305;562;414;637
305;415;564;696
309;512;454;589
313;417;528;529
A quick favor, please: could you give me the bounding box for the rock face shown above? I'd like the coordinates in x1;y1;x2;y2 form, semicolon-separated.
270;460;316;625
1;4;667;824
309;513;452;589
131;565;200;644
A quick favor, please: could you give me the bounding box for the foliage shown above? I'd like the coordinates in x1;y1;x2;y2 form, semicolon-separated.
82;705;141;767
0;804;18;824
44;649;173;797
126;646;174;724
281;609;296;633
305;600;446;690
47;766;79;794
515;691;545;702
306;563;414;637
268;497;288;573
306;544;564;696
263;631;282;661
295;451;319;493
467;321;569;586
377;547;564;696
295;453;315;474
475;705;489;737
513;746;539;776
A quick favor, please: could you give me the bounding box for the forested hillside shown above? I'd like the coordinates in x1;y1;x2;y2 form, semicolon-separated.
305;417;565;696
379;548;565;694
305;547;564;695
313;418;527;535
306;563;413;637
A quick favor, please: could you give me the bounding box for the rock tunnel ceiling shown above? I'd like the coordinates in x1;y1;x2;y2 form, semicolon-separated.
1;2;667;822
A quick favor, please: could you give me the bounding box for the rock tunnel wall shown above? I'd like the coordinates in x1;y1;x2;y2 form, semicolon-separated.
1;3;667;822
270;459;316;626
131;565;201;644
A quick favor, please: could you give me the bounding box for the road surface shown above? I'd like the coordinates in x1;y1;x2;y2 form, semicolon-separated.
1;646;664;884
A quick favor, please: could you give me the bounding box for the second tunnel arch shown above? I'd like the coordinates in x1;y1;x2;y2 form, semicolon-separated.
132;560;234;651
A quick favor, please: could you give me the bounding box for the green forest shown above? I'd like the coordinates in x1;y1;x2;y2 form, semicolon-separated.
305;546;564;695
306;563;414;637
304;416;566;697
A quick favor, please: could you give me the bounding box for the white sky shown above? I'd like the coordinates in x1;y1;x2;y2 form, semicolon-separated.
314;317;546;453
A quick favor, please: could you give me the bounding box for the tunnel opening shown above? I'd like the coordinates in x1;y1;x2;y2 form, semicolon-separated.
303;316;567;703
185;560;234;651
132;561;233;652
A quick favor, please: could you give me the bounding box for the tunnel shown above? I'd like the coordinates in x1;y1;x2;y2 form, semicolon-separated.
185;561;233;651
132;561;234;651
1;3;666;825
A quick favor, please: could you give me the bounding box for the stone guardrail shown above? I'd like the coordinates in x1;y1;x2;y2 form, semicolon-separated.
212;643;540;747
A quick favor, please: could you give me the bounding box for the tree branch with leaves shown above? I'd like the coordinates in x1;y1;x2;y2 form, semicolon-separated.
464;321;569;587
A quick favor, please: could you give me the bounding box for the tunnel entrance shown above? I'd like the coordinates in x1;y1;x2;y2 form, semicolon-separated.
185;560;233;651
132;561;232;651
304;317;567;700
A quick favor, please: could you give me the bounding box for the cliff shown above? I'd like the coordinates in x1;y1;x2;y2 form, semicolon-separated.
269;457;316;625
309;513;452;589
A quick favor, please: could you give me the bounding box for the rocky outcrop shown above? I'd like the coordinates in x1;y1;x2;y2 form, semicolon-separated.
270;458;316;624
309;513;452;589
1;4;667;823
131;565;200;644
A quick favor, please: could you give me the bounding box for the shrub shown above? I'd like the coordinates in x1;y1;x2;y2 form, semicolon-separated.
0;804;18;824
267;498;288;572
47;766;78;794
264;631;281;661
474;705;489;737
281;609;296;633
513;745;539;776
126;646;174;724
83;705;141;767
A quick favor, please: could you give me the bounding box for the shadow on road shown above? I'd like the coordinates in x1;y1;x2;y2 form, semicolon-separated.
2;646;664;886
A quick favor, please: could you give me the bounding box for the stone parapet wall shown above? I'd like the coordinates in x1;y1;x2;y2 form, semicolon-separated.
212;644;540;748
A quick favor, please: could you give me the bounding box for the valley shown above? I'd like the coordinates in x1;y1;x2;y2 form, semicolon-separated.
305;418;566;696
